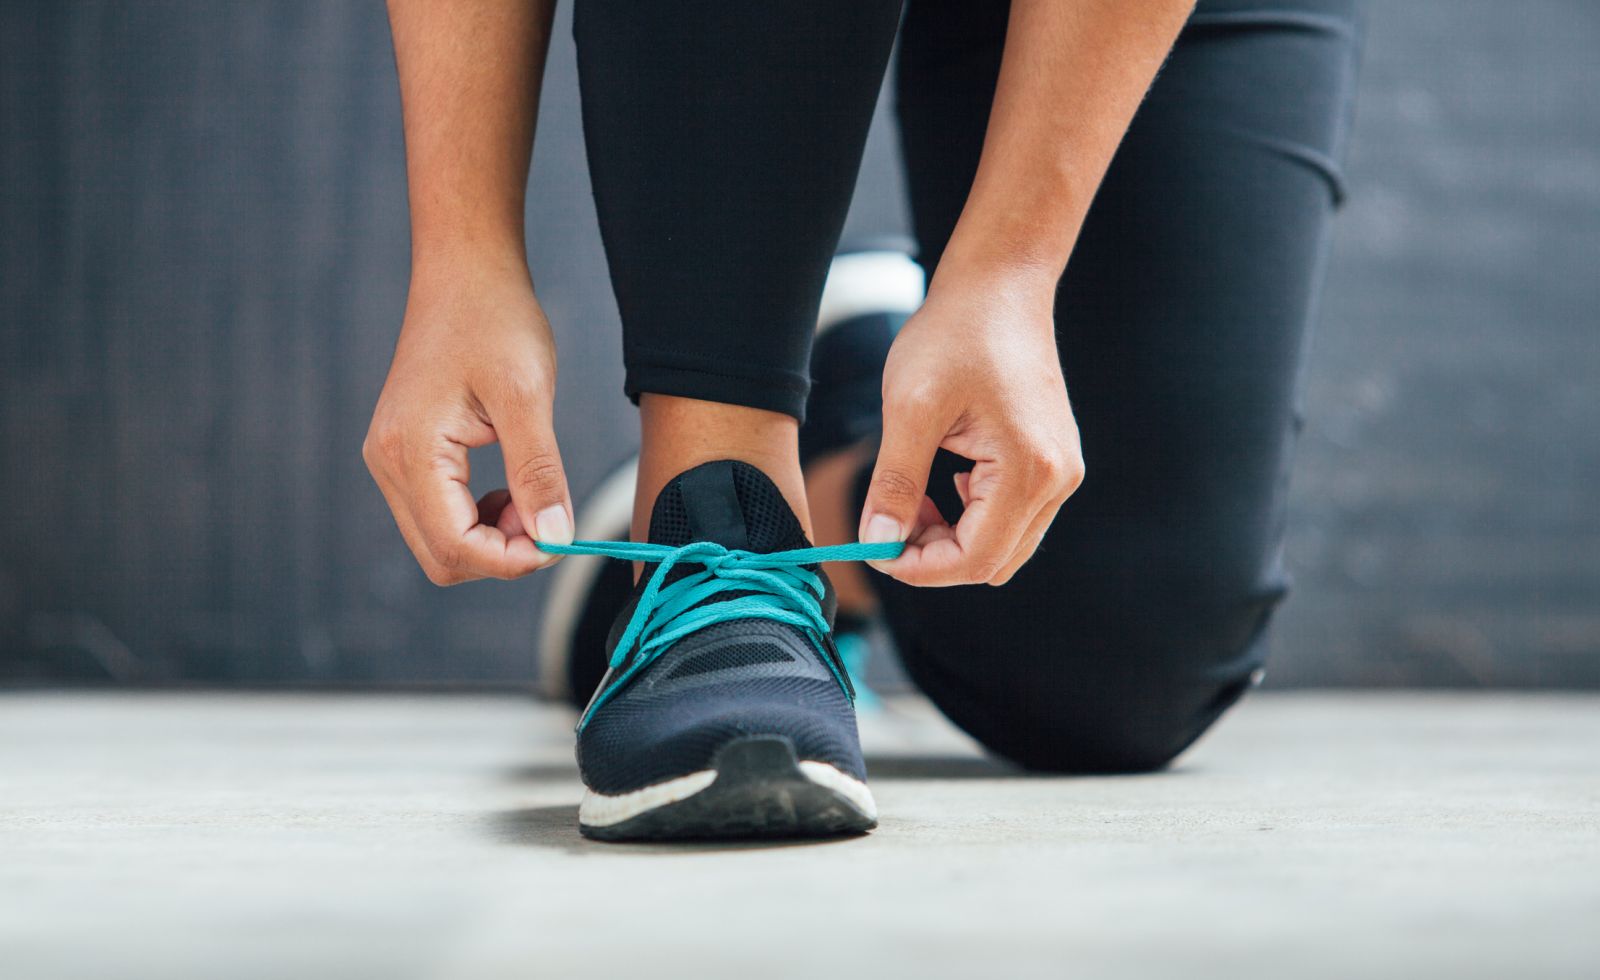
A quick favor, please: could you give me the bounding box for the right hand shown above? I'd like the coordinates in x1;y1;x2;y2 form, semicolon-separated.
859;272;1084;587
363;259;572;585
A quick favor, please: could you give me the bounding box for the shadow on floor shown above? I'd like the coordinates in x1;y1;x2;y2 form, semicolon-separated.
487;804;869;855
864;754;1039;780
502;753;1037;785
489;756;1183;851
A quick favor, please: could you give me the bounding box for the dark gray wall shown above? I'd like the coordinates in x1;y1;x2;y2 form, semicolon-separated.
2;2;1596;687
1277;0;1600;686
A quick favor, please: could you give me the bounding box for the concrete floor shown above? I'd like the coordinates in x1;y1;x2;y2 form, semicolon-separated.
1;692;1596;980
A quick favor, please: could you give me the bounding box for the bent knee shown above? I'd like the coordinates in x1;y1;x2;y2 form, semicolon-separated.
964;670;1260;775
888;556;1283;774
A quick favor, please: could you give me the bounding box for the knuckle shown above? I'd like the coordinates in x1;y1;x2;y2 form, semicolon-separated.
886;381;939;416
1065;456;1086;492
365;425;406;471
871;468;923;507
1022;440;1085;495
423;562;461;587
972;556;1007;583
1036;452;1066;486
512;455;566;501
1022;442;1064;483
433;542;467;573
492;370;549;413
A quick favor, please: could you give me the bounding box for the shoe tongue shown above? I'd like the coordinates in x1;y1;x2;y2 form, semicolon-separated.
647;460;810;553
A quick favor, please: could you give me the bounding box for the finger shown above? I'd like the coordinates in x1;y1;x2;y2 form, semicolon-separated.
408;435;550;583
371;466;439;577
988;497;1061;586
367;421;537;583
873;469;977;582
475;488;531;538
865;494;952;575
860;389;949;548
481;489;547;559
988;452;1084;585
477;488;520;532
881;461;1035;587
481;379;573;553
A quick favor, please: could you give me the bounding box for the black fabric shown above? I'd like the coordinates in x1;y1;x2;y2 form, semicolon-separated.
875;0;1362;772
574;0;1362;772
799;312;905;465
678;463;750;552
581;619;864;795
568;556;635;709
642;460;808;554
664;640;796;680
573;0;904;421
577;461;865;795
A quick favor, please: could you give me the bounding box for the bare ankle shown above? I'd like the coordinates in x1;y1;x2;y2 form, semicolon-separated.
635;394;811;542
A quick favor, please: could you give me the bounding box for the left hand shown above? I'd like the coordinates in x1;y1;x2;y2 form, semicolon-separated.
859;274;1085;586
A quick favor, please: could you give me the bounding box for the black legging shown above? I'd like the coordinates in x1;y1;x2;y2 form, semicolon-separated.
575;0;1362;771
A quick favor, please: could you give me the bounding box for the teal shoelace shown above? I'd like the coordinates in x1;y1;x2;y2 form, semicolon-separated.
537;539;903;726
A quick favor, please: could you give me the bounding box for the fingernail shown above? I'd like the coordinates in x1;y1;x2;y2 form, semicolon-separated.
863;514;903;545
534;505;573;546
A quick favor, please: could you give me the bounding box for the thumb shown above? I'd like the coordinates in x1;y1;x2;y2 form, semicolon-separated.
489;394;573;550
860;394;945;546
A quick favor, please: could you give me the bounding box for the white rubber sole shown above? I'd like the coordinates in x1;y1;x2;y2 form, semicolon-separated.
578;740;878;841
578;769;719;829
795;760;879;819
578;760;877;829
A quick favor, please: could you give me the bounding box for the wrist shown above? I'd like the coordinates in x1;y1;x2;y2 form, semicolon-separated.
930;232;1064;296
407;193;529;276
409;236;532;294
925;250;1060;316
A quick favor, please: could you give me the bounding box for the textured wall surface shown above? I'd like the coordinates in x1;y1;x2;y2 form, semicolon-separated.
1275;1;1600;686
2;2;1596;686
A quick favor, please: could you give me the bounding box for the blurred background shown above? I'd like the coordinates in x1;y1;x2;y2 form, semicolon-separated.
2;1;1596;689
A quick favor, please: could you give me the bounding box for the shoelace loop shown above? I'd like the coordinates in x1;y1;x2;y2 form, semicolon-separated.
538;539;903;725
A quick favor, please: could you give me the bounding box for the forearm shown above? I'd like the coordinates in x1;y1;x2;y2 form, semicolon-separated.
386;0;556;276
936;0;1195;296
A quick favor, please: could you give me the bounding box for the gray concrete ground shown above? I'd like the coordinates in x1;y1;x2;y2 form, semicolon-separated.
1;692;1596;980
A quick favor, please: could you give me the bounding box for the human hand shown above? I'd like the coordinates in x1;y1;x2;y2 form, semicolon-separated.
859;274;1084;586
363;259;572;585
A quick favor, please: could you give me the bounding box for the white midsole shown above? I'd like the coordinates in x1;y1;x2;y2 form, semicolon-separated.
797;761;879;820
578;761;878;829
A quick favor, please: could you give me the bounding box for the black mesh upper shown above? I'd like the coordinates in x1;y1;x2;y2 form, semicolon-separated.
644;459;808;553
576;460;864;795
663;639;795;680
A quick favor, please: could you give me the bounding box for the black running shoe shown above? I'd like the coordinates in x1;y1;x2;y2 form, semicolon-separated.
540;248;923;709
573;460;877;841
